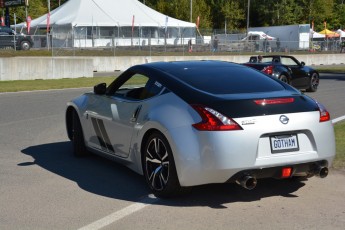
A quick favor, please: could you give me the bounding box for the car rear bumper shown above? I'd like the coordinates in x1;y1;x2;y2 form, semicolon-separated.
167;112;335;187
226;160;329;183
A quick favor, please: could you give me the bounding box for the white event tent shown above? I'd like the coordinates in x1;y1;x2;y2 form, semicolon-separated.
22;0;196;48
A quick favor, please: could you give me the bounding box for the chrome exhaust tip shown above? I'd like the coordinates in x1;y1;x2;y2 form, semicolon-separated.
236;175;257;190
315;166;329;178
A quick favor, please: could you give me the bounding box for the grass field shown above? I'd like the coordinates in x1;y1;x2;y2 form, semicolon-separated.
0;77;115;93
333;122;345;170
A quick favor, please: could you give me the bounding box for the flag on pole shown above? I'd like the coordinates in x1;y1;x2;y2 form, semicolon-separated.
0;16;4;26
165;16;168;33
47;12;51;33
47;0;51;33
26;16;32;34
311;20;314;31
132;15;135;33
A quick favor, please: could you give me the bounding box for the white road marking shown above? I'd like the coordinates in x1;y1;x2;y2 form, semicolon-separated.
78;194;158;230
332;115;345;124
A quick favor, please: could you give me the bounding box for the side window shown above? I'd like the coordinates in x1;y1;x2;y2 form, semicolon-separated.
114;74;163;100
281;57;298;66
120;74;148;90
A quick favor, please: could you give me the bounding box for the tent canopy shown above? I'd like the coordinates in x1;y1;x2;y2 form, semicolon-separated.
337;29;345;38
318;29;339;37
28;0;195;28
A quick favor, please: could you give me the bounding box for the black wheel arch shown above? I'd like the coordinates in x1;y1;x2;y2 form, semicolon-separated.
65;106;78;141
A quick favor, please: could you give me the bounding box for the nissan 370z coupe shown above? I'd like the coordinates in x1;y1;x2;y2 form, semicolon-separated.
65;61;335;198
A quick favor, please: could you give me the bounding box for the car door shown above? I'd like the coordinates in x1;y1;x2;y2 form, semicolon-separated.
280;56;308;87
84;73;162;158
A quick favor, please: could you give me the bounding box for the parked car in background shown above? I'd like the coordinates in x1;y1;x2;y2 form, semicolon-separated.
66;61;335;198
243;55;320;92
0;26;33;50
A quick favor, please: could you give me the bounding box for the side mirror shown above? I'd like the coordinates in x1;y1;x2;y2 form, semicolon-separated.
301;61;305;67
94;83;107;95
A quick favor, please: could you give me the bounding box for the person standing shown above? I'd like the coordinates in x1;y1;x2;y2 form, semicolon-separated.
276;38;281;52
340;39;345;53
188;39;192;52
213;35;219;52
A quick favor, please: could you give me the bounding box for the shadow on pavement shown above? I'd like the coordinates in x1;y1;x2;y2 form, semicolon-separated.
21;141;305;208
319;73;345;81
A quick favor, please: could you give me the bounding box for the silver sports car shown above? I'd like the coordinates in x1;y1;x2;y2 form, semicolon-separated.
66;61;335;198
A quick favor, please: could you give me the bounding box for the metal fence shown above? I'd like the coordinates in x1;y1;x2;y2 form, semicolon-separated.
1;33;344;56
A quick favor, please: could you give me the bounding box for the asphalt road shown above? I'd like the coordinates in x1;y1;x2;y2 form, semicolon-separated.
0;73;344;230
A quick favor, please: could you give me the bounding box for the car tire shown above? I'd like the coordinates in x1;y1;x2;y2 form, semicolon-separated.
278;74;288;84
142;132;186;198
306;73;319;92
20;41;31;50
72;111;88;157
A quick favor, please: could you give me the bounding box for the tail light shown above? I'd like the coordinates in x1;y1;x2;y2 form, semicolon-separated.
254;98;294;105
191;105;242;131
316;102;330;122
262;65;273;75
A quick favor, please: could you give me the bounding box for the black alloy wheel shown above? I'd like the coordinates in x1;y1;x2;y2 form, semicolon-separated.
143;132;183;198
306;73;319;92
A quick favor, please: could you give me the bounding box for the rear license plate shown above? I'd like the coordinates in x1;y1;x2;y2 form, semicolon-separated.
270;134;299;153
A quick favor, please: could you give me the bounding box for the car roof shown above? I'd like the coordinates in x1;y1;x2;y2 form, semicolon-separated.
139;60;285;94
123;60;316;118
127;60;293;99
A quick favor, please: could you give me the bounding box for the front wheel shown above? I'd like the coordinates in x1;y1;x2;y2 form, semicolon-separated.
306;73;319;92
143;132;185;198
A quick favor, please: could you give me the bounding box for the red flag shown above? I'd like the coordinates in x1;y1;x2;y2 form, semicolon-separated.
47;12;51;33
196;16;200;29
311;20;314;31
26;16;32;34
0;16;4;26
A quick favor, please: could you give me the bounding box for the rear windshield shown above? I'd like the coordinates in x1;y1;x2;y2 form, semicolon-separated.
170;65;285;94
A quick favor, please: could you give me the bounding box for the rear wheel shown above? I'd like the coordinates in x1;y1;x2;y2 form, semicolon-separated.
306;73;319;92
278;74;288;84
20;41;31;50
72;111;88;157
143;132;186;198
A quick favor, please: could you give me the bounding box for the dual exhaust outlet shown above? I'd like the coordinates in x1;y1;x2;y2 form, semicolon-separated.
236;165;329;190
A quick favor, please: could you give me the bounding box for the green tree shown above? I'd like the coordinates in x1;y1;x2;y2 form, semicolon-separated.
156;0;212;28
222;0;245;31
4;0;345;32
300;0;335;30
333;2;345;29
5;0;69;25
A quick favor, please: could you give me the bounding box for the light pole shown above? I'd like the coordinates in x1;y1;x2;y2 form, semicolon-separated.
246;0;250;36
190;0;192;22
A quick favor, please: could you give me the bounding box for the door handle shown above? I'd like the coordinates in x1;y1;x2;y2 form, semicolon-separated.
130;105;142;122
